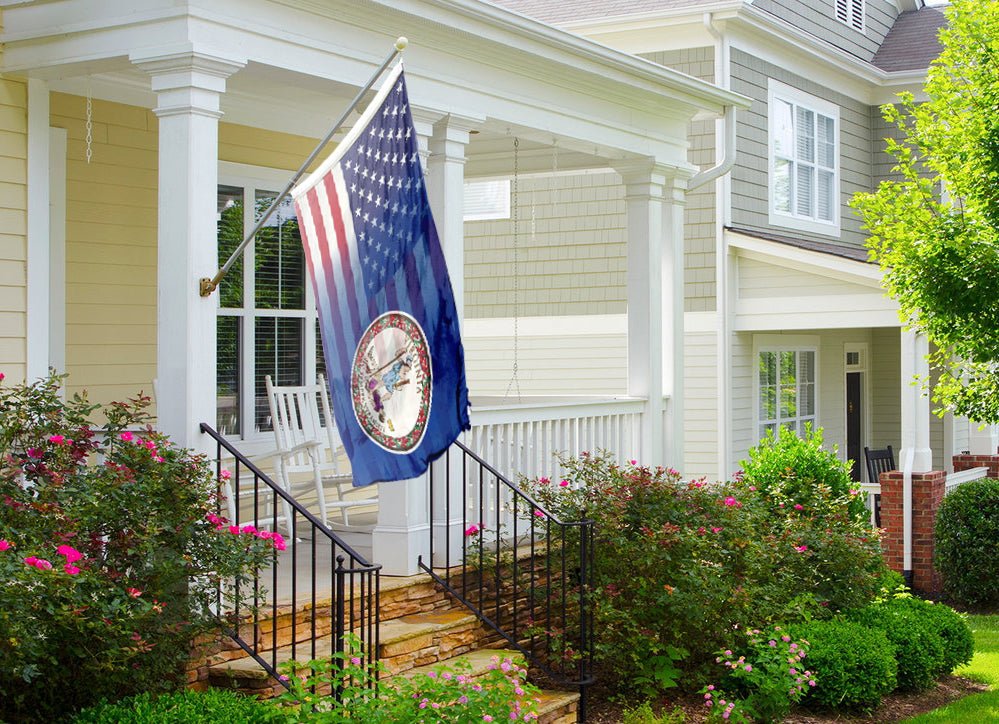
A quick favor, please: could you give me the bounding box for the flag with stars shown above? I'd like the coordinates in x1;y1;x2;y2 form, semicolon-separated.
292;63;470;488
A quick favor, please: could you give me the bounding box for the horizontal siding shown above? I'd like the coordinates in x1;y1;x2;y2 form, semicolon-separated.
751;0;897;61
870;326;900;451
731;331;755;468
684;331;719;480
51;92;158;408
872;103;907;186
0;77;27;383
219;122;319;172
730;47;872;250
464;321;626;396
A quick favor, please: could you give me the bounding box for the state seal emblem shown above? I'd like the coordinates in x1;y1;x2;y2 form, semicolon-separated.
351;311;432;453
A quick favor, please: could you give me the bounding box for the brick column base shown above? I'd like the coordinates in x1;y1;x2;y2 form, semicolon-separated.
952;453;999;477
879;469;946;595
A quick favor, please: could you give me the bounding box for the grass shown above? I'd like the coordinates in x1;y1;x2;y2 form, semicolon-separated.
903;613;999;723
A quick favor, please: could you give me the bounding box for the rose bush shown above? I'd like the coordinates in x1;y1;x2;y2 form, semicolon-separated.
0;374;276;722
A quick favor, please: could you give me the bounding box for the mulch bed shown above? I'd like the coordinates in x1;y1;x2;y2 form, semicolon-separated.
585;675;989;722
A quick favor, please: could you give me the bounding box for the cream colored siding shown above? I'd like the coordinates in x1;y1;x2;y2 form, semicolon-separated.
684;331;719;479
739;257;876;298
464;171;626;319
53;93;158;406
463;319;626;396
731;331;755;467
0;78;26;382
870;326;901;450
220;122;318;171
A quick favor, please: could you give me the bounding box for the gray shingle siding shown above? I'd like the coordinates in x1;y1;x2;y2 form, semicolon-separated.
751;0;897;62
642;47;718;313
730;47;872;251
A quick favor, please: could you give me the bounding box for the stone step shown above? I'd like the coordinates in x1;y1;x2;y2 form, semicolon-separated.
395;647;526;680
536;689;581;724
207;609;484;695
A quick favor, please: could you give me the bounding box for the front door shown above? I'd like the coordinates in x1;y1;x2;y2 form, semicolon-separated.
846;372;862;481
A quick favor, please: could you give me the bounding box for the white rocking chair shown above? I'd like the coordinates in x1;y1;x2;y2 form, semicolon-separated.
265;374;376;529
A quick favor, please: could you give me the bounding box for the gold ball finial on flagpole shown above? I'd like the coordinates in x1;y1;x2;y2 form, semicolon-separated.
395;37;408;51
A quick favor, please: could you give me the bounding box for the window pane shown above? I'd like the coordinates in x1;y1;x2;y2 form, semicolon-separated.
759;351;777;386
255;191;305;310
800;351;816;383
218;186;244;309
255;317;304;432
781;384;797;419
217;315;241;435
760;385;777;423
796;107;815;163
773;159;792;213
774;99;795;158
817;169;835;221
818;115;836;168
796;165;814;217
800;383;815;416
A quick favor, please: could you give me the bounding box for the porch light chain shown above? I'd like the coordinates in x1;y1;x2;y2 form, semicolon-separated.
504;136;523;403
85;81;93;164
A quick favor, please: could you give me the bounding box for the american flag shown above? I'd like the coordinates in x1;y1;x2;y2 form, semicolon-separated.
292;63;469;487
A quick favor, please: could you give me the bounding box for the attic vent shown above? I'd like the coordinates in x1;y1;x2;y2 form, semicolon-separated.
835;0;865;32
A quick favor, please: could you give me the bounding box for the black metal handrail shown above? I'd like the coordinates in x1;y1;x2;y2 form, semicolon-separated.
419;439;594;720
200;423;381;692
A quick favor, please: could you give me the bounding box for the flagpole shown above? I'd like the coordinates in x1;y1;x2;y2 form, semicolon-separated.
200;36;409;297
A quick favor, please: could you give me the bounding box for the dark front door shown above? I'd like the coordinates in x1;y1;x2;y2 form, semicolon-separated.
847;372;862;481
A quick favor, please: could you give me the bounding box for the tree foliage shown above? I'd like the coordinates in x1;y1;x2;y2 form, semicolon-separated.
852;0;999;422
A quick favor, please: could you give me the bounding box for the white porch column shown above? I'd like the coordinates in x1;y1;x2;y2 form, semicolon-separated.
132;50;244;450
26;79;50;381
427;114;479;566
618;161;688;468
899;328;932;583
370;111;443;576
969;422;999;455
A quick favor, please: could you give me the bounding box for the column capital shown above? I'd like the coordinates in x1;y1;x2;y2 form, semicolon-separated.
614;158;694;201
131;47;246;119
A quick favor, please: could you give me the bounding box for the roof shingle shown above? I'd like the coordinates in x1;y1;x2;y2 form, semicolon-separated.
872;6;947;72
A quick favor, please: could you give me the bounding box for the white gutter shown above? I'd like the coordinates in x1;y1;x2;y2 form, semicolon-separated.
689;103;737;190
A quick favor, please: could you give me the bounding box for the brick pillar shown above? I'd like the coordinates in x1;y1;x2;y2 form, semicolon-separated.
879;469;946;594
952;453;999;478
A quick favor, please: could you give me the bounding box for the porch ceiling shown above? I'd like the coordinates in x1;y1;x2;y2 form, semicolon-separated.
0;0;748;171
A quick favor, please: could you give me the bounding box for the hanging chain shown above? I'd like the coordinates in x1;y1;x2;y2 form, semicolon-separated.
85;80;93;164
504;137;523;402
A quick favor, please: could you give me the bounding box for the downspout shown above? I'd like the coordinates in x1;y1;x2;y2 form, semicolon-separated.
693;12;735;481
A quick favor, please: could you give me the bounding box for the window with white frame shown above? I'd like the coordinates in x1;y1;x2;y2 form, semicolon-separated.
835;0;865;32
768;80;840;235
216;177;321;438
758;348;817;440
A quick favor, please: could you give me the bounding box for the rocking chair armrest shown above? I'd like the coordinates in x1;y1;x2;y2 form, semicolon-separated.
276;440;324;460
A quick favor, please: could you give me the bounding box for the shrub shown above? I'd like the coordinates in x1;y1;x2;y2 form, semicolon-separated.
740;424;869;523
905;598;974;675
935;478;999;606
0;375;276;722
848;597;947;691
519;440;884;695
790;619;896;711
701;625;815;723
73;690;281;723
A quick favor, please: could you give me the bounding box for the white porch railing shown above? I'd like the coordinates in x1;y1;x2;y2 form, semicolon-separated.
946;466;988;494
466;396;646;484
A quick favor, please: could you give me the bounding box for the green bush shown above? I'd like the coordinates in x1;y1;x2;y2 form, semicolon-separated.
790;619;896;711
907;599;974;675
848;598;947;691
740;425;869;522
0;375;276;722
519;438;885;695
935;478;999;606
73;690;281;723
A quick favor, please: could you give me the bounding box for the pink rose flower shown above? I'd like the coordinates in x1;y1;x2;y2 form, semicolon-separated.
559;479;569;487
724;496;738;506
119;431;134;442
48;435;65;445
57;545;83;563
0;540;11;551
64;564;81;575
794;544;808;552
220;469;232;480
794;503;804;510
127;587;143;598
464;523;480;536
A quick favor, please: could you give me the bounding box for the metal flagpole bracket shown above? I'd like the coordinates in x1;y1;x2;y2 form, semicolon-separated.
199;36;409;298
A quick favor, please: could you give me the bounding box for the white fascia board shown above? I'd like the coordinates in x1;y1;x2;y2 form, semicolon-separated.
734;308;901;331
727;229;885;288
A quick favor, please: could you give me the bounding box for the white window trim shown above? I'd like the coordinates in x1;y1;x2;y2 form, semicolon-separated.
767;79;841;237
217;161;319;452
753;334;821;442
